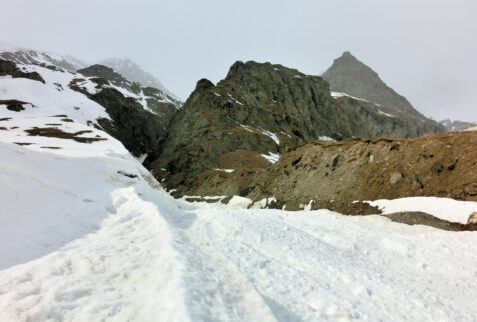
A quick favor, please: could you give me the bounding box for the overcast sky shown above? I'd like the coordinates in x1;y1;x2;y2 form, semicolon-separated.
2;0;476;122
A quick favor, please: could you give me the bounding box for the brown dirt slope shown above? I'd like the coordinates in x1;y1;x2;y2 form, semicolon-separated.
168;131;477;212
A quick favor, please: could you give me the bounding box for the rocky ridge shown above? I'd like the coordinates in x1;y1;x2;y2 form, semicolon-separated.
147;60;445;177
99;58;178;99
0;47;87;72
322;51;446;130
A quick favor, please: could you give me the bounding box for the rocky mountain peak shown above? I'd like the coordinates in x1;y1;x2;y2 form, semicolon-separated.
340;51;355;59
322;51;429;119
195;78;215;91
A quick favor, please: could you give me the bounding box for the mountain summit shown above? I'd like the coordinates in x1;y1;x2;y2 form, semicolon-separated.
99;58;177;99
322;51;425;117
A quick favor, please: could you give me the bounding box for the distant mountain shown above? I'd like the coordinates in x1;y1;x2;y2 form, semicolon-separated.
0;47;181;104
322;52;445;126
439;119;477;132
0;47;87;72
0;50;178;157
99;58;178;99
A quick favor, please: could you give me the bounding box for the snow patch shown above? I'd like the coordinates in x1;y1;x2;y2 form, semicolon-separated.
225;196;253;209
377;110;394;117
227;93;244;105
261;152;280;163
258;127;280;145
365;197;477;224
214;168;235;173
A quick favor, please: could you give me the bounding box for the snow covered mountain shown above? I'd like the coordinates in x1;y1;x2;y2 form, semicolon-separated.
0;46;87;72
99;58;178;99
439;118;477;131
2;50;477;321
0;46;181;106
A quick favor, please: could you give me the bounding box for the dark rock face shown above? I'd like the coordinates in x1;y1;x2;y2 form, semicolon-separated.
78;65;142;94
70;65;172;156
148;61;346;174
77;64;180;119
322;52;446;133
92;88;165;156
0;59;45;83
148;60;448;176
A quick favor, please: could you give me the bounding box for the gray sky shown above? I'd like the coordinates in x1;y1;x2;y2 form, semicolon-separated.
2;0;477;122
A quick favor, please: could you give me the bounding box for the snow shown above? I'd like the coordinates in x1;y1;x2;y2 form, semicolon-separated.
319;135;335;141
224;196;253;209
214;168;234;173
2;143;477;321
330;91;376;105
258;127;280;145
2;55;477;321
226;116;254;133
377;109;394;117
227;93;244;105
136;153;148;164
365;197;477;224
304;199;314;211
261;151;280;163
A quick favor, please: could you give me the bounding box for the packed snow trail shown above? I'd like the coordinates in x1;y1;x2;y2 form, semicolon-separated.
177;202;477;321
1;140;477;321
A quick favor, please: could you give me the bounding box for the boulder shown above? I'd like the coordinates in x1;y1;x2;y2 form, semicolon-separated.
390;172;403;184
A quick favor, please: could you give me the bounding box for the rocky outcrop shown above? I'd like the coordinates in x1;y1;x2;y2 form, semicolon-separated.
0;59;45;83
70;65;173;156
147;60;448;176
77;64;181;115
88;88;165;156
322;51;446;132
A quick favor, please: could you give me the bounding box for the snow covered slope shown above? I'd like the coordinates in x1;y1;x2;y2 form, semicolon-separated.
1;137;477;320
1;55;477;321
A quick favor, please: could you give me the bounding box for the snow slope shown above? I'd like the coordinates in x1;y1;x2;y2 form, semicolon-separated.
1;56;477;321
1;140;477;321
